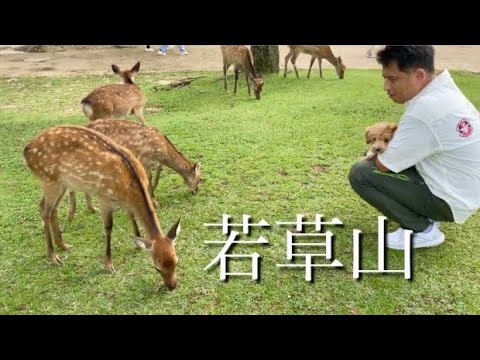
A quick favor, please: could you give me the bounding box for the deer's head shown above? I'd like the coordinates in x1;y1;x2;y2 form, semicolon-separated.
253;76;265;100
112;61;141;84
185;162;202;194
135;219;181;290
335;57;346;79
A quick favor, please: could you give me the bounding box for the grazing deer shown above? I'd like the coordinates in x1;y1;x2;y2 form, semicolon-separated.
81;62;147;125
24;125;181;290
284;45;346;80
221;45;264;100
68;119;202;220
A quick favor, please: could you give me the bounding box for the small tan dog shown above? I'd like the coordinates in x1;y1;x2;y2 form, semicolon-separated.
363;122;398;160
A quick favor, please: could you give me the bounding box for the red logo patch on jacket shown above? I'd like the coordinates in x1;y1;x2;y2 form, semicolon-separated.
457;119;473;137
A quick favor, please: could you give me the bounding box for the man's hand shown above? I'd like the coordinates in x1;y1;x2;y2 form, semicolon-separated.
375;156;391;172
361;153;391;172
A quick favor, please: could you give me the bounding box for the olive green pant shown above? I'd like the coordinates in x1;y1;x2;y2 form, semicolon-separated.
348;160;454;232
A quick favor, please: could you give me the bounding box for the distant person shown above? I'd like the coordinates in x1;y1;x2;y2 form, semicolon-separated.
367;46;384;58
366;46;375;58
158;45;189;56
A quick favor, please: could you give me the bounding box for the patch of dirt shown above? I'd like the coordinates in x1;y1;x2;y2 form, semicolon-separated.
311;164;330;173
0;45;478;78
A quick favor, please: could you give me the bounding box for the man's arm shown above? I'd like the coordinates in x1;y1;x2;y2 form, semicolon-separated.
373;115;439;174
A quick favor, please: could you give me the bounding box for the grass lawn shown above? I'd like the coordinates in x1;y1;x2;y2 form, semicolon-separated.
1;68;479;314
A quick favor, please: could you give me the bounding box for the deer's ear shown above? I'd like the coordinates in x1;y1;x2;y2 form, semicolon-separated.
134;236;152;251
131;61;141;73
194;162;201;173
111;65;120;74
167;219;181;243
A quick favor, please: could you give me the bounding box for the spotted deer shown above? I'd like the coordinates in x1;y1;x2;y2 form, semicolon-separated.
68;119;202;220
24;125;181;290
284;45;346;80
81;62;147;125
221;45;264;100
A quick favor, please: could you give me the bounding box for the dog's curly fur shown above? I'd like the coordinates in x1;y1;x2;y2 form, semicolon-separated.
363;122;398;160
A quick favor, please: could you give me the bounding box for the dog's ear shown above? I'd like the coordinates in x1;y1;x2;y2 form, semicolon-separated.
389;123;398;133
364;126;373;144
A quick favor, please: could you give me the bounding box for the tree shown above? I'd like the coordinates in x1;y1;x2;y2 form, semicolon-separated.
251;46;279;74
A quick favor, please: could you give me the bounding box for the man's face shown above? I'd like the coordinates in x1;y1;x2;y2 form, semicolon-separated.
382;61;423;104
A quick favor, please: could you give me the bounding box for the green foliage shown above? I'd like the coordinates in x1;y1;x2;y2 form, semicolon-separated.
1;69;479;314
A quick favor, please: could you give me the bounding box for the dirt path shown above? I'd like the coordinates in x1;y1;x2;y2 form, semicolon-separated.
0;45;479;78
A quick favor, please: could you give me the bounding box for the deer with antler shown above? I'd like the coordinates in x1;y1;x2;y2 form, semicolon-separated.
24;125;181;290
284;45;346;80
81;61;147;125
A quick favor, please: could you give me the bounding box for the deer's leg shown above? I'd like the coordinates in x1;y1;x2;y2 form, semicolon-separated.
152;166;162;193
85;193;96;213
146;166;153;195
39;196;58;265
145;167;159;208
69;191;95;221
223;64;229;93
245;74;251;96
133;106;145;125
291;54;300;78
319;59;323;79
150;166;162;208
234;68;239;95
307;56;316;79
68;191;77;222
284;51;294;77
128;211;142;239
99;202;115;273
49;187;71;251
40;182;67;266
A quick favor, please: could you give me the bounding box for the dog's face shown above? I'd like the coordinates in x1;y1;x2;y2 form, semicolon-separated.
364;122;398;158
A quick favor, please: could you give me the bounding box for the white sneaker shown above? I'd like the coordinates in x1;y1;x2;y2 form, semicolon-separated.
180;51;189;55
386;222;445;250
145;47;153;52
430;220;441;228
157;50;166;56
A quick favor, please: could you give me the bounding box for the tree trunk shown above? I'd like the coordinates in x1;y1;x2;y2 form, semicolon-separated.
251;46;279;74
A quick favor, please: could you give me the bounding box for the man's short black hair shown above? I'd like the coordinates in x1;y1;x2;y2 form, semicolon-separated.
376;46;435;73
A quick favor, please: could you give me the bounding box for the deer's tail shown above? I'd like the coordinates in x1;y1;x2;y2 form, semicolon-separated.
81;98;93;118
